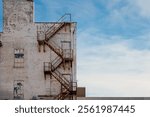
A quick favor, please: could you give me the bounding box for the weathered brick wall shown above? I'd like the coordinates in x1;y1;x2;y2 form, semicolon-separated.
0;0;76;99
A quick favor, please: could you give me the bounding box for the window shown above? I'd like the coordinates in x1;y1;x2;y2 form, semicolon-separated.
61;41;72;59
13;80;24;99
14;49;24;68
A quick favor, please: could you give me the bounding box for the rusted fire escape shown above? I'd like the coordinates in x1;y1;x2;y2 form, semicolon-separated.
37;14;77;100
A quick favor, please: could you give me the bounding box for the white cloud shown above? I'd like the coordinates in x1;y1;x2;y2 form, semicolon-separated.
105;0;150;19
78;73;150;97
77;29;150;97
135;0;150;18
129;0;150;18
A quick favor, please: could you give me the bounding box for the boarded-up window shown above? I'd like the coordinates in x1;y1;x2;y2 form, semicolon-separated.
14;49;24;68
13;80;24;99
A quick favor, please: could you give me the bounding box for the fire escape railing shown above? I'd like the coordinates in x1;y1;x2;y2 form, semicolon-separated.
45;13;71;35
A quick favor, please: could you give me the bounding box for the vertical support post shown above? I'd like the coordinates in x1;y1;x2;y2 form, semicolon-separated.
43;42;46;52
38;43;41;52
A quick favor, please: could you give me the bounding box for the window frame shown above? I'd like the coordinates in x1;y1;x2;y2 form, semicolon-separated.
14;48;24;68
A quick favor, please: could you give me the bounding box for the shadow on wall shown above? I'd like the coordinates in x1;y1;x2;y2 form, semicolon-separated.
0;89;12;100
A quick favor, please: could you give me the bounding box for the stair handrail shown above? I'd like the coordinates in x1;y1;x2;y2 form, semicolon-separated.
43;62;69;89
54;70;70;85
50;64;70;85
52;72;70;91
51;56;62;71
50;40;62;50
44;41;63;58
45;23;65;40
45;13;71;36
54;89;69;100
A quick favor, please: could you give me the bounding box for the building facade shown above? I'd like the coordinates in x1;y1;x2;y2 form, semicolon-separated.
0;0;77;99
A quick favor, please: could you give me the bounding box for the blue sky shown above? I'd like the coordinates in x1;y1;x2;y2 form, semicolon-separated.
1;0;150;97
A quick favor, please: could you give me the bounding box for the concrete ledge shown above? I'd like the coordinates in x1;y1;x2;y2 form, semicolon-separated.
77;97;150;100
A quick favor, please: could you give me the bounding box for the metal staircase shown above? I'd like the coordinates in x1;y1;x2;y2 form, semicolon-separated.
51;56;63;71
54;82;77;100
45;23;66;42
44;41;63;58
37;14;77;100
